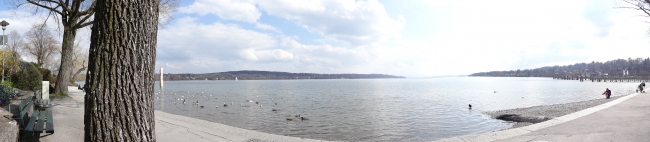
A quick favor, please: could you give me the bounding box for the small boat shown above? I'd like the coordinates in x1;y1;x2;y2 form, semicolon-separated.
235;76;238;81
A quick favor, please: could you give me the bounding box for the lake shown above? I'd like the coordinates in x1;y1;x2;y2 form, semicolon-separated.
141;77;635;141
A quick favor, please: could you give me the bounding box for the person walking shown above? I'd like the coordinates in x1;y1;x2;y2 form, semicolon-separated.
602;88;611;99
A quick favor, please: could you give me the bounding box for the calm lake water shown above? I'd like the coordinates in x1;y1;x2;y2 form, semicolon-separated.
143;77;636;141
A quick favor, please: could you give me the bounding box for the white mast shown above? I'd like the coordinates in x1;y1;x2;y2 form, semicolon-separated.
160;68;164;87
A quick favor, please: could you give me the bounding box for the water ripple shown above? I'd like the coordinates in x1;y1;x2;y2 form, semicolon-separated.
152;77;636;141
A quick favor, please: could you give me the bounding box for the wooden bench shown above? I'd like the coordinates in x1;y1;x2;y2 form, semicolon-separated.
17;96;33;129
18;96;54;134
24;109;54;134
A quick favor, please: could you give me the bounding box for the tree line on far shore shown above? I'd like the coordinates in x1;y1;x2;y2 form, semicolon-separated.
470;58;650;77
157;70;405;80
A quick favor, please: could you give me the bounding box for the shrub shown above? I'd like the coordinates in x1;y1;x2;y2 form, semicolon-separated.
38;68;56;82
0;84;16;105
11;62;42;91
1;80;13;87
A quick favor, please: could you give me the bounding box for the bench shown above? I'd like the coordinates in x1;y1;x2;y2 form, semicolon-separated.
17;96;33;129
18;95;54;135
24;109;54;134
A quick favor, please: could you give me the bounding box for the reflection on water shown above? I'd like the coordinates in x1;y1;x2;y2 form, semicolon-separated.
150;77;636;141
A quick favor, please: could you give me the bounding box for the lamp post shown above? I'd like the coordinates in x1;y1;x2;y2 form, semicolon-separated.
0;20;7;112
0;20;9;84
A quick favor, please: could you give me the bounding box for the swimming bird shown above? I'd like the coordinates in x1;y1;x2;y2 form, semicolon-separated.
275;102;277;105
200;106;204;108
272;108;278;111
295;114;301;117
224;103;228;107
469;104;472;109
286;118;293;121
301;116;308;121
260;104;263;107
256;101;259;104
215;106;219;108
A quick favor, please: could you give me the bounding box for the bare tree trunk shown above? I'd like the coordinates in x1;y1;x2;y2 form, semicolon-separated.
56;29;76;93
84;0;158;141
70;65;86;84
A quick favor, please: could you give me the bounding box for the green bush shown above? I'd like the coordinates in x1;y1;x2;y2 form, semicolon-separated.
38;68;56;82
1;80;13;87
11;62;42;91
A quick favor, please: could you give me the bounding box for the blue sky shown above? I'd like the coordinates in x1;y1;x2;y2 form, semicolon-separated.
2;0;650;77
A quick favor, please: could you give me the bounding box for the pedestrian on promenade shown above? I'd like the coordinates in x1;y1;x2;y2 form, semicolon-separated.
602;88;611;99
638;83;645;93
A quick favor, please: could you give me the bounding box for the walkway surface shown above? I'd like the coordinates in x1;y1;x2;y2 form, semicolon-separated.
35;87;327;142
438;92;650;142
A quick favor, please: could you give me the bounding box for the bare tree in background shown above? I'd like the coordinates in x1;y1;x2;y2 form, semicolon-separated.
69;41;87;84
6;30;23;56
84;0;158;140
5;30;24;74
624;0;650;15
5;0;178;93
24;24;59;67
623;0;650;36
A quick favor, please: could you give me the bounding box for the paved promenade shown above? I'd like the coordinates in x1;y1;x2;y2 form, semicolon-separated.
438;92;650;142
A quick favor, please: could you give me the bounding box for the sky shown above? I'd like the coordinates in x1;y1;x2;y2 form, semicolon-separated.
1;0;650;77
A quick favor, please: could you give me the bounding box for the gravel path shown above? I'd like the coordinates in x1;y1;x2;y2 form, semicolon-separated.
485;95;624;128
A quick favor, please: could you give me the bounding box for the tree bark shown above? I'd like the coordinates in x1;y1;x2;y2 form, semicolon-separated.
84;0;158;141
56;28;76;93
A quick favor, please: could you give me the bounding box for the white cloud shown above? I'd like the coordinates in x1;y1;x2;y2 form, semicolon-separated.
255;0;405;46
255;49;294;61
254;22;281;33
157;17;276;63
179;0;260;22
238;48;258;61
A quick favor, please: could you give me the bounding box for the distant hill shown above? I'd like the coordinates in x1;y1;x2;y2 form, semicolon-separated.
470;57;650;77
155;70;405;80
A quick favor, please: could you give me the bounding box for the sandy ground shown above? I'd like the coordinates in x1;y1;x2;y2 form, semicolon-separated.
33;87;329;142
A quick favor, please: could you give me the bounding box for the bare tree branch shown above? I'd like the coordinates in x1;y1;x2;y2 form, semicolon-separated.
26;0;64;15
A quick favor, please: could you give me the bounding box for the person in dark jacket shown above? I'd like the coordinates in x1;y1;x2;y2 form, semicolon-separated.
49;84;55;94
638;83;646;93
602;88;611;99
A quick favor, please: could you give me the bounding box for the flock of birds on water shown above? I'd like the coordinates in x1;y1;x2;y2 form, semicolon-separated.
154;90;310;121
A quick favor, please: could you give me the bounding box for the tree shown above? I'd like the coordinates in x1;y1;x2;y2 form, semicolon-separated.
24;24;59;67
84;0;158;141
0;49;20;82
6;30;22;56
5;30;24;75
69;41;87;84
6;0;178;94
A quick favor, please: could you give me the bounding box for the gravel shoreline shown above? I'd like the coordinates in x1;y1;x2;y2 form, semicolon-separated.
485;95;625;128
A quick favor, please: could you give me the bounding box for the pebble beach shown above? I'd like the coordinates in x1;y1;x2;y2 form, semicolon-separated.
485;95;624;128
